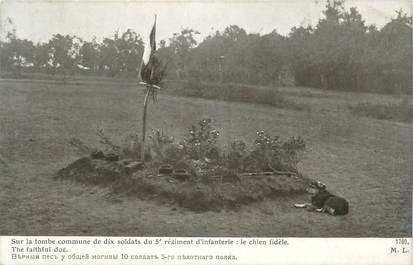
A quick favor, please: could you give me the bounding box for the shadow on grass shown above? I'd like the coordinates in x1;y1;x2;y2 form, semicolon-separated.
165;80;310;112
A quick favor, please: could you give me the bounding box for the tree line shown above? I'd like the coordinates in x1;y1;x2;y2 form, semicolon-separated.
0;0;411;93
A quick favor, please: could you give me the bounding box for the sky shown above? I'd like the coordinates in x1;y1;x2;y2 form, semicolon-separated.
0;0;411;44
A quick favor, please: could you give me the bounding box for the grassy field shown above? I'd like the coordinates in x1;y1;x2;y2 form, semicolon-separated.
0;78;411;236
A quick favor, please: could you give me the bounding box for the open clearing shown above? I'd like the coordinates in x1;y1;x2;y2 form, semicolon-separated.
0;79;411;236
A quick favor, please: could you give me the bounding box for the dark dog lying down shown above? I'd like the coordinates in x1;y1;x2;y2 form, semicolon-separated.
294;181;349;216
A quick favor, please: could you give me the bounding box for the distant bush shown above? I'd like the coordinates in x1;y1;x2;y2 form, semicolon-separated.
350;98;413;122
166;80;309;111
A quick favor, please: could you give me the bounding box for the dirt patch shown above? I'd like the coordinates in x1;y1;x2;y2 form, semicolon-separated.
56;156;309;212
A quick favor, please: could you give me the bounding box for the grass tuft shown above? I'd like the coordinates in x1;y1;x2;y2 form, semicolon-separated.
350;98;412;122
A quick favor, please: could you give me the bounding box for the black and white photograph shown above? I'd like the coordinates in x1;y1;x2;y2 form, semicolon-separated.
0;0;411;262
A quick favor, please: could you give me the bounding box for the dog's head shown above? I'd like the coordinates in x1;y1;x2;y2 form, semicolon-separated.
306;181;327;196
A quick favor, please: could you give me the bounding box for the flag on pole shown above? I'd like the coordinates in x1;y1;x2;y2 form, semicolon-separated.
140;15;163;86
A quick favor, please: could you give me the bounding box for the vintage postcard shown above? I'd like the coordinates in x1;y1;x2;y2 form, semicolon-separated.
0;0;411;264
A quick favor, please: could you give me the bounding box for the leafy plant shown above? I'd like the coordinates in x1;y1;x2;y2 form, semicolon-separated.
69;137;92;155
96;127;120;153
147;129;177;162
148;129;174;147
226;140;248;171
121;133;143;160
281;136;306;172
184;118;220;160
249;130;283;171
248;131;305;172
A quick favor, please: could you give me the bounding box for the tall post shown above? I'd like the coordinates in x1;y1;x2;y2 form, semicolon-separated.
218;55;225;83
141;85;151;162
